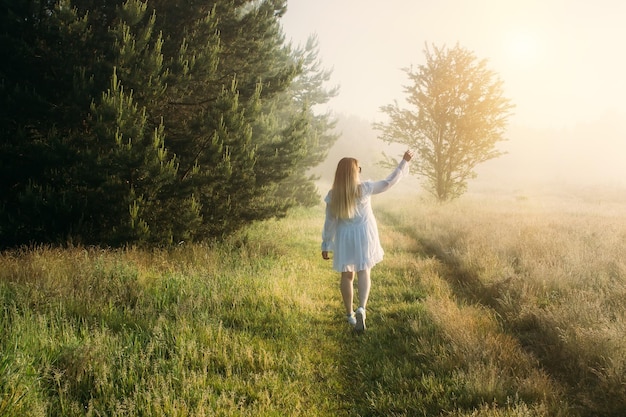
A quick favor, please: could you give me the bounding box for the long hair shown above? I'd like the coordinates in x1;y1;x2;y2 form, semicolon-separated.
330;157;361;219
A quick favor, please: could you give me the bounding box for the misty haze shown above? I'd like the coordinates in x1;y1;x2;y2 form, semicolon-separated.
314;112;626;202
285;0;626;201
3;2;626;416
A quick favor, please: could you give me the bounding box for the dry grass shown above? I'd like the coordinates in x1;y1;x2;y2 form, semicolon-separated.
2;190;624;416
377;188;626;416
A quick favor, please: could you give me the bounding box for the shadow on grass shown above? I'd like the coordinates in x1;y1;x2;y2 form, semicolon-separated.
376;208;626;417
324;243;500;415
331;302;448;417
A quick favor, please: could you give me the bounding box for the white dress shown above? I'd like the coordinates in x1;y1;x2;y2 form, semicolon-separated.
321;160;409;272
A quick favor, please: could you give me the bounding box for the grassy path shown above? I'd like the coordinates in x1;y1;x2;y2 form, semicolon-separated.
1;202;591;416
245;204;570;416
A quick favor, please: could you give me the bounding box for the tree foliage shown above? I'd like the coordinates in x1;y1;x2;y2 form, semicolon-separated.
0;0;337;247
375;43;514;201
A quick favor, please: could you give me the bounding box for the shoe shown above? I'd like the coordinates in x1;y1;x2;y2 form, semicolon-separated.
355;307;366;332
347;312;356;327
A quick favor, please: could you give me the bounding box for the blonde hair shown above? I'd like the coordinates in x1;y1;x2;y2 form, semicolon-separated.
330;157;361;219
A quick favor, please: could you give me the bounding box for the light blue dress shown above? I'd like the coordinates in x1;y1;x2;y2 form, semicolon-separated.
321;160;409;272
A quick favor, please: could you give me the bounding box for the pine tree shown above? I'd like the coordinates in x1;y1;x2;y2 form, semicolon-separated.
275;35;339;207
0;0;100;244
0;0;336;247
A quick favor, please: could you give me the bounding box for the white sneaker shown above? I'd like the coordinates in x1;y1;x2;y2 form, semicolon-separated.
355;307;366;332
346;312;356;327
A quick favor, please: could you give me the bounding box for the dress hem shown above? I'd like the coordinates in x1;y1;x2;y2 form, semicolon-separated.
333;257;383;273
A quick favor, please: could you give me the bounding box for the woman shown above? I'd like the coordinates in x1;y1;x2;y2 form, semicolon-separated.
321;150;413;331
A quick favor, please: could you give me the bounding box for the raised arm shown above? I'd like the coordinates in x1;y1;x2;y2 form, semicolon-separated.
371;150;413;195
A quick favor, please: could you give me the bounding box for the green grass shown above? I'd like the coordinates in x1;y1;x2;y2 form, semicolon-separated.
2;192;625;416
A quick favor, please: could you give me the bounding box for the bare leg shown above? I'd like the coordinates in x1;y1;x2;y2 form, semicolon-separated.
340;271;355;315
356;269;371;309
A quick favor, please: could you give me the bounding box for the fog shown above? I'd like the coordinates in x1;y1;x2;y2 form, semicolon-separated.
284;1;626;197
314;113;626;200
474;113;626;190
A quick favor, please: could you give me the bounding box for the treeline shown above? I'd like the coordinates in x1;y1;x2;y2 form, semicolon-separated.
0;0;337;247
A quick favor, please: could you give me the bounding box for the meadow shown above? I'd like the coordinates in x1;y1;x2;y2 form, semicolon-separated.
1;188;625;416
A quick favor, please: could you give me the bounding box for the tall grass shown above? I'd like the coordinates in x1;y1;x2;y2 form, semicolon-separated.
2;190;623;416
0;208;340;416
377;189;626;416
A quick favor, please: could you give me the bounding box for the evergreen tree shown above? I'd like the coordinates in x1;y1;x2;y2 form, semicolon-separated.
275;35;339;207
0;0;100;244
0;0;336;247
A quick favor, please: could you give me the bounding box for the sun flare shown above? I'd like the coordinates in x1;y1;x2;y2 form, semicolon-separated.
505;31;541;67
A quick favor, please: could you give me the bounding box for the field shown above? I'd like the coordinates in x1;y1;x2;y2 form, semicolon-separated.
1;189;625;416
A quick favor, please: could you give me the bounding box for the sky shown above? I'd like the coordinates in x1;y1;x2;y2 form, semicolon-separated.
280;0;626;130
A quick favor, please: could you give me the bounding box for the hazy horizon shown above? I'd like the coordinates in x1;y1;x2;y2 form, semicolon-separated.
312;113;626;200
282;1;626;192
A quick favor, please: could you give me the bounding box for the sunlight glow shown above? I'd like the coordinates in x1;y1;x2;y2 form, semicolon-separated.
505;31;541;68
